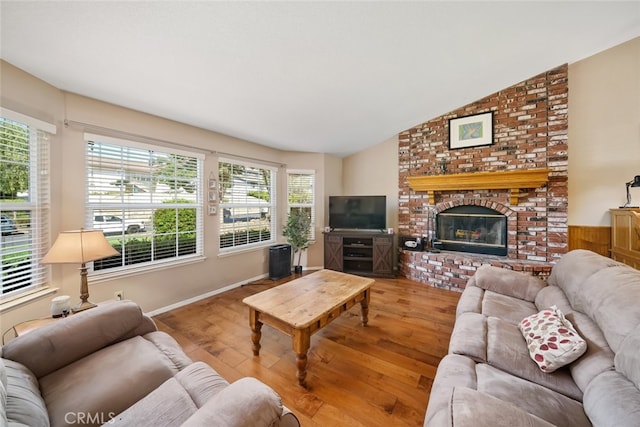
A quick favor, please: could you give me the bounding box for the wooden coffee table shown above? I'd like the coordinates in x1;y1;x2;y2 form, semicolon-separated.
242;269;375;387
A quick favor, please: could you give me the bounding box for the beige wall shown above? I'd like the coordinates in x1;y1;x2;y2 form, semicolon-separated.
342;137;399;234
0;61;340;330
568;36;640;226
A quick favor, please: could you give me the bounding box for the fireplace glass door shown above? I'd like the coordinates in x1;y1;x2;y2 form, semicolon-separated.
436;206;507;256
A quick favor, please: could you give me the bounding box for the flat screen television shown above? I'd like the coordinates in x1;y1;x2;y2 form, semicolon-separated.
329;195;386;230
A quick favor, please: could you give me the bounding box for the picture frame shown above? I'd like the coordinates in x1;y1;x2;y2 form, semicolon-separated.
208;205;217;216
448;111;493;150
208;191;217;202
208;179;217;190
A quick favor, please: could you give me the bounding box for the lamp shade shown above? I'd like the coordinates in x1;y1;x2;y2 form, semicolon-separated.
629;176;640;188
42;229;120;264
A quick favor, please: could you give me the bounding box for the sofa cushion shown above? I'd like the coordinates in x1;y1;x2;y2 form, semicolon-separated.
476;363;591;427
566;310;616;392
426;355;591;427
40;333;188;427
536;285;616;391
519;306;587;373
109;361;231;426
449;313;582;401
482;291;538;325
448;312;487;362
3;358;49;427
450;387;555;427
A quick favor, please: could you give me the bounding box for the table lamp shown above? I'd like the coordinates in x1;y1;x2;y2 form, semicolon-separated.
42;229;120;312
622;175;640;208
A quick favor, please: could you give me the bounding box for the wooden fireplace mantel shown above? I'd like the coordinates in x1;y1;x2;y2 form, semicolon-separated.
407;168;552;205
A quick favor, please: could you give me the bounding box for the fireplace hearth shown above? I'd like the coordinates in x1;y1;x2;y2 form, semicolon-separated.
436;205;507;256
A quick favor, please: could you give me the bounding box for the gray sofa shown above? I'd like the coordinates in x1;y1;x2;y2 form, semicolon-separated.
0;300;300;427
424;249;640;426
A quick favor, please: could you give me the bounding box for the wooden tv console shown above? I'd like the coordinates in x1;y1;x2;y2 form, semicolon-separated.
323;231;394;277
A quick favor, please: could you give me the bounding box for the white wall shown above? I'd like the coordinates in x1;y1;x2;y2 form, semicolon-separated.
568;36;640;225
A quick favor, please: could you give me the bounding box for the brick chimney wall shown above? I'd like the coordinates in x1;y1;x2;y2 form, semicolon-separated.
398;64;568;289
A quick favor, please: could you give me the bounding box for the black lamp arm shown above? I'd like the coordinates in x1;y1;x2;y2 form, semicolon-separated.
622;175;640;208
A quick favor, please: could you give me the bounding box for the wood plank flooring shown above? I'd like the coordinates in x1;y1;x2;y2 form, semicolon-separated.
153;272;461;427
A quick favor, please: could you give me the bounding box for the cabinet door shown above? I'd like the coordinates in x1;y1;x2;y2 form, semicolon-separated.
373;236;393;276
324;234;343;271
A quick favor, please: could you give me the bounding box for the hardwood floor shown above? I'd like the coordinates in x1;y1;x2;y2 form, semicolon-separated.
153;272;461;427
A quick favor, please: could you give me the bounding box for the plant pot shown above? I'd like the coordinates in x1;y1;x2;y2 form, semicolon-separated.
294;265;303;274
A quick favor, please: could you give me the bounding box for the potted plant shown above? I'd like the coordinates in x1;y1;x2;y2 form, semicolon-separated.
283;209;312;274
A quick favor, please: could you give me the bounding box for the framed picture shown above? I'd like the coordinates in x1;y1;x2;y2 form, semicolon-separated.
208;205;217;216
208;179;217;190
208;191;217;202
448;111;493;149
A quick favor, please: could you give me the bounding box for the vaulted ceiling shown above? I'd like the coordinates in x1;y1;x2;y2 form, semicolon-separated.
2;1;639;156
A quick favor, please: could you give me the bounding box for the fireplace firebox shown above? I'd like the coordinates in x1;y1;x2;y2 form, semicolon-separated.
436;206;507;256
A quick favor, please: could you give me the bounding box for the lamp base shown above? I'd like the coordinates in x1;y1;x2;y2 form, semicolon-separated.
72;300;97;313
620;206;639;208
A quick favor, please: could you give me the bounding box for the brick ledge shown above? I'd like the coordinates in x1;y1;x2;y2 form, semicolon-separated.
399;250;552;292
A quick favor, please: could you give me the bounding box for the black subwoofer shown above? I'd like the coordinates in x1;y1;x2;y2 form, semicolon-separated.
269;244;292;280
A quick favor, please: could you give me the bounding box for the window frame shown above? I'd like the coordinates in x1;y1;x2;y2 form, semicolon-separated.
0;109;55;302
85;133;204;276
286;169;316;242
218;157;277;253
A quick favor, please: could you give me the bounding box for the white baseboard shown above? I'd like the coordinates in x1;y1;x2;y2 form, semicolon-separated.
145;267;324;317
145;272;267;317
145;266;324;318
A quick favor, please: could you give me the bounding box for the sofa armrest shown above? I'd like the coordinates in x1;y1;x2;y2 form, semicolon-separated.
181;377;294;427
471;265;547;302
280;406;301;427
2;300;156;378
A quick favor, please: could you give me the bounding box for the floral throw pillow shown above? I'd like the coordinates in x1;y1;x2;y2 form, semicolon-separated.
519;305;587;373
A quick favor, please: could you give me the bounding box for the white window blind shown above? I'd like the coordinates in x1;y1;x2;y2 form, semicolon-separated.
1;114;52;299
218;158;276;251
86;135;203;272
287;170;316;241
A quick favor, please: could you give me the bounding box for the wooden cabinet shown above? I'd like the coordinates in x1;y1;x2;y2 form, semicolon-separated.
323;231;394;277
610;208;640;269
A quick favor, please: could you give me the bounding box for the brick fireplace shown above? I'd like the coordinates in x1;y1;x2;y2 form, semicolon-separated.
398;64;568;291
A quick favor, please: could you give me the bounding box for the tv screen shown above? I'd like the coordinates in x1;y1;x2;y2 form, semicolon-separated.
329;195;386;230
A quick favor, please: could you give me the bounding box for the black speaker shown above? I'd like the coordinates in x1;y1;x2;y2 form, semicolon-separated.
269;244;292;280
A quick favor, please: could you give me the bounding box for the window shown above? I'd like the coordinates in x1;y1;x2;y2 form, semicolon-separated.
86;134;203;272
1;112;54;299
218;159;276;251
287;170;315;241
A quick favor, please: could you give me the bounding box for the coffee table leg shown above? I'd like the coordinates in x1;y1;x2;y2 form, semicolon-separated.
360;289;370;326
293;329;311;387
249;309;262;356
